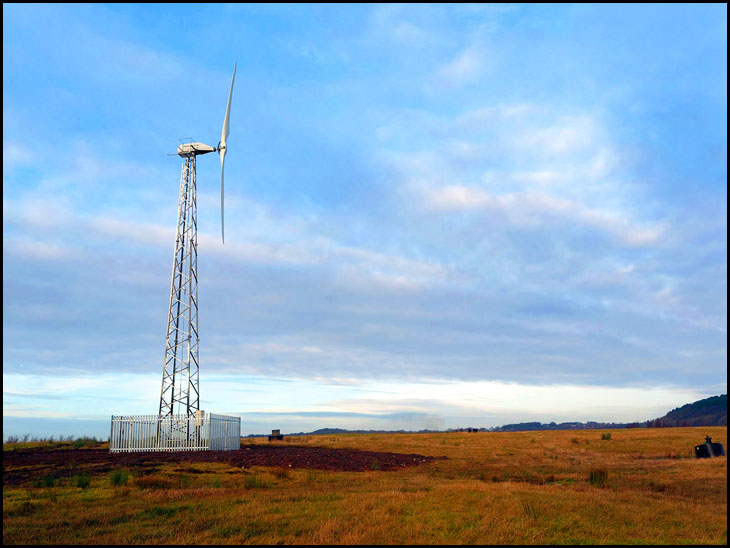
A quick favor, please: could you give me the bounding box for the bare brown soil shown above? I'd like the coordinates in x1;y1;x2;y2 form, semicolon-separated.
3;444;445;485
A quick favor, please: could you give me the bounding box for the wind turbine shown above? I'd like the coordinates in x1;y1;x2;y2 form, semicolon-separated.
158;62;236;427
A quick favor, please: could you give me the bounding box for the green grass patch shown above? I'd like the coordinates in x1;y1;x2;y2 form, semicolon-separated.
244;475;270;489
32;473;55;488
214;525;243;538
5;501;39;517
589;468;608;488
134;475;173;490
110;468;129;486
272;467;291;479
138;505;188;519
521;499;543;519
74;473;91;489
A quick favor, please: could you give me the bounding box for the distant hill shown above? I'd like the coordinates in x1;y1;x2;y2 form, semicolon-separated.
492;394;726;432
646;394;727;427
243;395;727;436
493;421;628;432
244;427;439;438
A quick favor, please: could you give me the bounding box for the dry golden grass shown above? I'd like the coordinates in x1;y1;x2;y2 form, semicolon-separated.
3;427;727;544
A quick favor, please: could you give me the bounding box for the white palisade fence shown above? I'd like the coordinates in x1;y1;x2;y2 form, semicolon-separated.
110;412;240;452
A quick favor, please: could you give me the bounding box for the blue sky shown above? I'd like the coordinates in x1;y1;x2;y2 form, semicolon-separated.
3;4;726;438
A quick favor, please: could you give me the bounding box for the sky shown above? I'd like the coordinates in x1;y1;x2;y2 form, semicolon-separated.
3;4;727;439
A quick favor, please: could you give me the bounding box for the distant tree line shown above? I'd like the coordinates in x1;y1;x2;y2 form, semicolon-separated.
493;394;726;432
645;394;726;427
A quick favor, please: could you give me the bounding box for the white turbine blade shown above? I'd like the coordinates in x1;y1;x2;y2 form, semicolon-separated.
220;149;226;244
219;62;236;245
220;62;236;149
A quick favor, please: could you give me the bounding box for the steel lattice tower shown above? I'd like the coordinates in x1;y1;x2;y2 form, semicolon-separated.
159;155;200;421
155;63;235;444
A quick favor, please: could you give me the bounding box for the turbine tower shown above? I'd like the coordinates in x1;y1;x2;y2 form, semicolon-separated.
158;63;236;426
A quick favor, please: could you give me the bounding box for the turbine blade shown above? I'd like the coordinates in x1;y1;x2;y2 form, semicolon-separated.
220;150;225;244
218;61;238;244
218;62;235;245
221;62;236;148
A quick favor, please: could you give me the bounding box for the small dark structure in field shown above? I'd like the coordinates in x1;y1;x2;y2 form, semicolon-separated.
695;435;725;458
268;429;284;442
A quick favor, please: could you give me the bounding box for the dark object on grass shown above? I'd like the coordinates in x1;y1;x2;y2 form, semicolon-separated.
268;429;284;442
695;436;725;458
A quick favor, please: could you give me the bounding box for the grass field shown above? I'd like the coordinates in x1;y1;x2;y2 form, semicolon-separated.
3;427;727;544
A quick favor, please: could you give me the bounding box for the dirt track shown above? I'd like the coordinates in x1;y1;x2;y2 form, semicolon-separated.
3;444;445;485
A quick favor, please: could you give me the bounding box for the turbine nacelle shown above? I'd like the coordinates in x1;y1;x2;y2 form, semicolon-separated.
177;142;216;158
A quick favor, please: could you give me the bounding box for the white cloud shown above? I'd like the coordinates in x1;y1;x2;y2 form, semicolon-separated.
88;216;172;247
434;46;486;88
321;378;707;424
513;115;598;154
421;185;665;247
4;189;449;290
3;236;76;261
3;141;33;166
374;102;670;250
392;21;427;44
2;371;712;428
3;196;76;229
